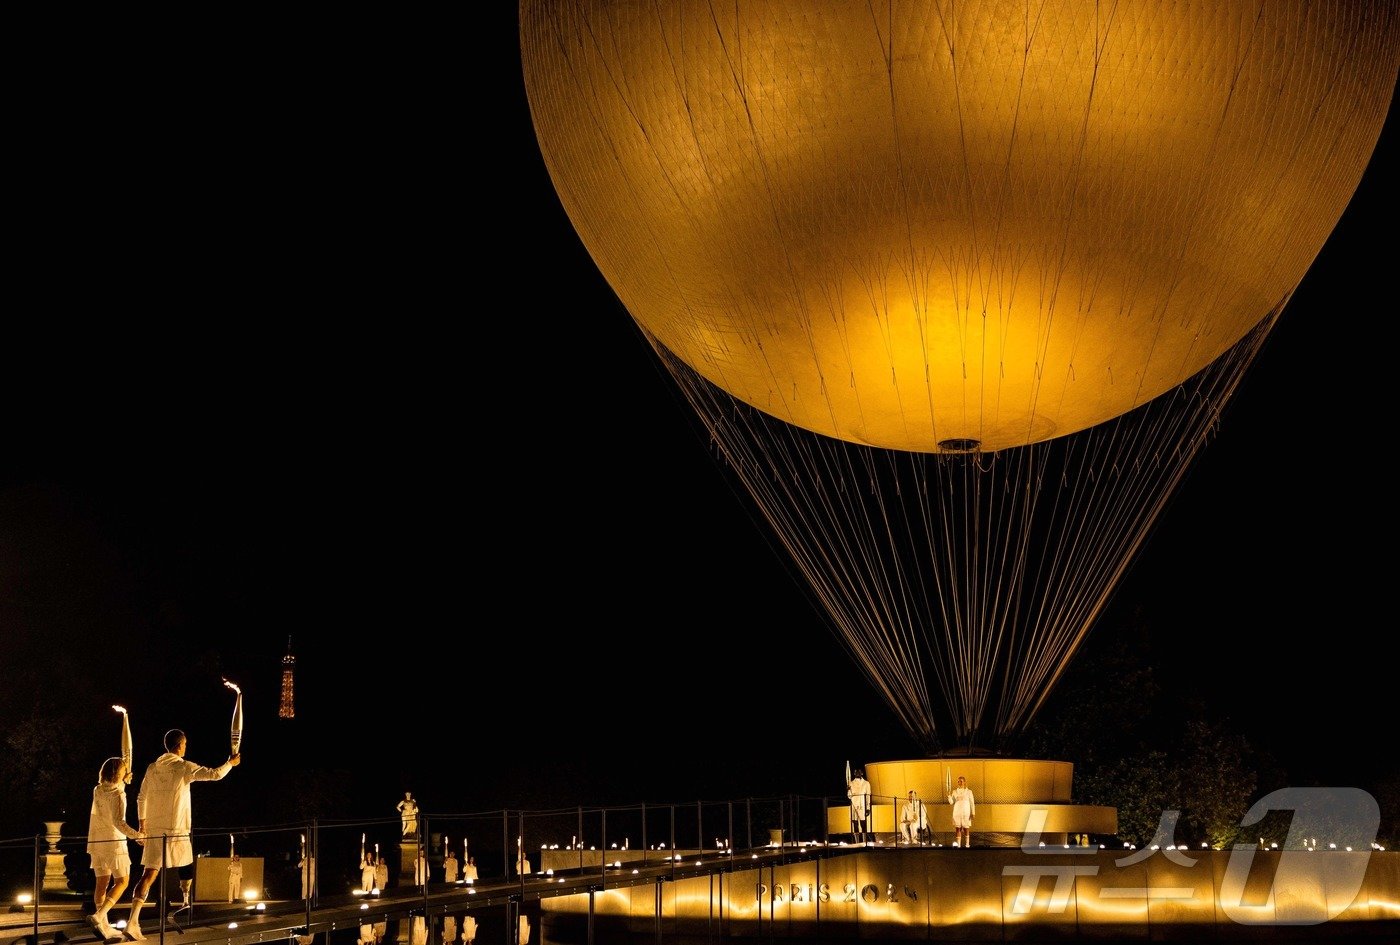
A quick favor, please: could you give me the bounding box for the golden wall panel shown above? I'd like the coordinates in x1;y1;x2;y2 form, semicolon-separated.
542;848;1400;941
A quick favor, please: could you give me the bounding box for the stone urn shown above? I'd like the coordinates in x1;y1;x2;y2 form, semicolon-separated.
43;821;63;854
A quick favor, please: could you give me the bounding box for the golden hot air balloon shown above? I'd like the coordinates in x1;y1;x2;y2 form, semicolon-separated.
522;0;1398;453
522;1;1397;751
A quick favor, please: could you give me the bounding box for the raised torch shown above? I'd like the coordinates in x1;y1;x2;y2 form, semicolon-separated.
224;679;243;756
113;705;132;771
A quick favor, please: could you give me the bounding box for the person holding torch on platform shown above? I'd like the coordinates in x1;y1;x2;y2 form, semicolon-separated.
126;683;242;939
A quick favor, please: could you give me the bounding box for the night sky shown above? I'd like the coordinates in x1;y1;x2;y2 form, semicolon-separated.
0;11;1394;845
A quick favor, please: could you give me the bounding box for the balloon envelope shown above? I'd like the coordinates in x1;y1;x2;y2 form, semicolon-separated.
522;0;1398;452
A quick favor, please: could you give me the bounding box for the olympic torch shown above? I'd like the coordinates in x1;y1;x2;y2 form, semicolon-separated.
224;679;243;756
113;705;132;777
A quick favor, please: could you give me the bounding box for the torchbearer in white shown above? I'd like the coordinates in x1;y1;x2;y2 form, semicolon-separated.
847;766;872;844
948;776;975;849
299;833;316;899
128;721;240;940
227;848;242;903
87;708;144;943
360;834;376;893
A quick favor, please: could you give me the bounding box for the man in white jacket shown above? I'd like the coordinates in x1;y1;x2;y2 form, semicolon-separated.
126;729;239;939
899;791;927;845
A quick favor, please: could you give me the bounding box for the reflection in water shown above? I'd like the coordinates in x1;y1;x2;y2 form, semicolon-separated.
318;910;538;945
313;911;1362;945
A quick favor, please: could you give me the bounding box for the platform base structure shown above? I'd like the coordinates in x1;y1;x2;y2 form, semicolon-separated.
540;846;1400;942
829;757;1116;847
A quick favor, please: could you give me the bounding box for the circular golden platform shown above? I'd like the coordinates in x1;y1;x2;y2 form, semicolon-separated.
830;758;1116;846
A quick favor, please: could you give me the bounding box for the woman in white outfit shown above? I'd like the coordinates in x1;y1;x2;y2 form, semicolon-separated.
86;757;144;942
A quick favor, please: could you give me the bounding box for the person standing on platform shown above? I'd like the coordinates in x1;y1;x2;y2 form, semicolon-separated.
462;855;478;884
847;768;872;844
374;851;389;892
360;849;377;893
443;848;459;884
948;775;975;848
227;853;242;902
128;729;240;940
86;757;144;943
899;791;927;845
300;848;316;899
414;846;428;887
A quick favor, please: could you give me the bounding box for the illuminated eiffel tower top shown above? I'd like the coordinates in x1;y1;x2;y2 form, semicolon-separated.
279;635;296;719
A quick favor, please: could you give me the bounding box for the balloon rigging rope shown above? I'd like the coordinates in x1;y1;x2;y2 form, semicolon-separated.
649;305;1278;753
